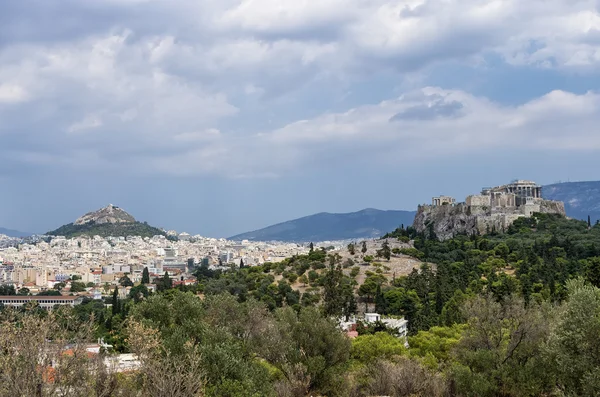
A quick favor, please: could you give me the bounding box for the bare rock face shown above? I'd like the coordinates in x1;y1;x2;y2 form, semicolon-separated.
412;204;477;241
74;204;136;225
413;199;566;241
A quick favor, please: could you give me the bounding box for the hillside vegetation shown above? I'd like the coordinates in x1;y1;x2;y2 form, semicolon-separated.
46;221;167;238
5;213;600;396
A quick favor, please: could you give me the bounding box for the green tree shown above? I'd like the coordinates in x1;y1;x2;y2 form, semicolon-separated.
347;243;356;255
156;272;173;292
119;275;134;287
129;284;150;303
450;294;553;397
0;285;16;295
377;240;391;260
111;287;120;316
547;278;600;396
70;282;86;293
17;288;30;296
262;306;351;396
351;332;406;364
361;241;368;254
141;267;150;284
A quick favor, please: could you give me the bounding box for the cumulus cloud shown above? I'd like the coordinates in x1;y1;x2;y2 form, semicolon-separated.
1;0;599;180
259;88;600;170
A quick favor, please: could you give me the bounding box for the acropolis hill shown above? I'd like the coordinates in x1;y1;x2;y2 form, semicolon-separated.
413;180;566;240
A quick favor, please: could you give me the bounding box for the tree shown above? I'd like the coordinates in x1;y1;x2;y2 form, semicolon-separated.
375;284;388;314
240;258;245;268
36;289;62;296
142;267;150;284
351;332;406;364
309;242;314;252
377;241;391;261
361;241;368;254
347;243;356;255
322;262;344;317
261;306;351;396
129;284;150;303
547;278;600;396
298;274;308;287
0;310;118;396
119;275;133;287
450;294;553;396
126;321;205;397
156;272;173;292
0;284;16;295
17;287;30;296
111;287;120;316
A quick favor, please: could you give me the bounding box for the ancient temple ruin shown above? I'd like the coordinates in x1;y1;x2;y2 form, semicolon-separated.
416;180;565;240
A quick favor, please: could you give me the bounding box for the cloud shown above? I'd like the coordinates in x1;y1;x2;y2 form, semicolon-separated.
0;83;29;103
68;115;102;133
1;0;600;180
260;88;600;169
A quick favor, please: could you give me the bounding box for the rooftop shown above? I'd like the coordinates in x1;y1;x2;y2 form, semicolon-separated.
0;295;80;301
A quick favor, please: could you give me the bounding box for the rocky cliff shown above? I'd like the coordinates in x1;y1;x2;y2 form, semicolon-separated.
413;199;566;241
74;204;136;225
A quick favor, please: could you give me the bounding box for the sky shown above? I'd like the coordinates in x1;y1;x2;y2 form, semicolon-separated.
1;0;600;237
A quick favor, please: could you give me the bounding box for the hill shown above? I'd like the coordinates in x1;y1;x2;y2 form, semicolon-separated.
543;181;600;223
46;204;167;238
0;227;32;238
228;208;417;242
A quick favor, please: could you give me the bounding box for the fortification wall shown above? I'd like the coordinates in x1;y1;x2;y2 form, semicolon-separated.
413;198;567;241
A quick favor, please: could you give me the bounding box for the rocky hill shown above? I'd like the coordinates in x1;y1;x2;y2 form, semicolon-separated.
413;199;565;240
74;204;135;225
229;208;417;242
46;204;167;238
543;181;600;223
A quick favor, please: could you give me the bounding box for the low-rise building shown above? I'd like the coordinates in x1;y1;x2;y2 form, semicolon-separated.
0;295;83;309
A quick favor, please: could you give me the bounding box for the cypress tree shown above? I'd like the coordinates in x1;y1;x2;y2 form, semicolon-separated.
163;272;172;290
141;267;150;284
240;258;244;268
111;287;120;316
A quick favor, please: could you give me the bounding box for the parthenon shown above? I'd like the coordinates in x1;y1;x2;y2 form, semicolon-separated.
419;179;566;240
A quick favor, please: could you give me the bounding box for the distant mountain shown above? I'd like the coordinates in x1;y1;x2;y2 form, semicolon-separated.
229;208;417;242
0;227;32;238
543;181;600;224
46;204;167;238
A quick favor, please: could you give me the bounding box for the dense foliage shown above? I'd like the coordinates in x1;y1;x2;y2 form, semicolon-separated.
46;221;168;239
4;213;600;396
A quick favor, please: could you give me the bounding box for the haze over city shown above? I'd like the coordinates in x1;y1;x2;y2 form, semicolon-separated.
2;0;600;237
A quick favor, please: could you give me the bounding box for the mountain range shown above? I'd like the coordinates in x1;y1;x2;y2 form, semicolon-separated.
543;181;600;224
0;227;32;238
228;208;417;242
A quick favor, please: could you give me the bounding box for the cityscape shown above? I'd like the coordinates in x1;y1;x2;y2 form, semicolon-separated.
2;0;600;395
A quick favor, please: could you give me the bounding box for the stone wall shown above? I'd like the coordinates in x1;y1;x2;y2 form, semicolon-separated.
466;195;490;207
413;199;566;241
